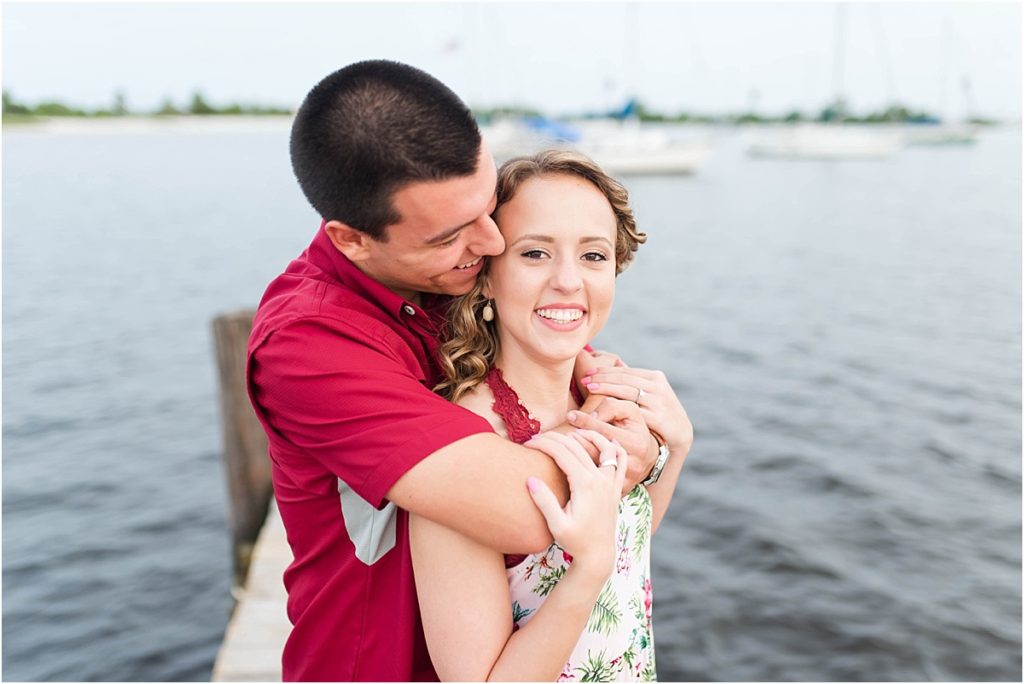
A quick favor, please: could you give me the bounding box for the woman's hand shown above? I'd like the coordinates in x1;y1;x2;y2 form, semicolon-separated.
580;367;694;456
524;430;627;578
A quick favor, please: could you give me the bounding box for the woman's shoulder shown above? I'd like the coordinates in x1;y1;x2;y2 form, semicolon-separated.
456;382;508;439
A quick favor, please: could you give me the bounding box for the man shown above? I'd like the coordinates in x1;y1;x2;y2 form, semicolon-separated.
247;60;688;681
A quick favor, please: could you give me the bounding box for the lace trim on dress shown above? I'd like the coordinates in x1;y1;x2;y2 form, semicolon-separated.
485;366;584;569
485;367;540;446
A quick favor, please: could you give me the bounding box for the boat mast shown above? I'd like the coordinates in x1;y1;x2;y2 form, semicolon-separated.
832;2;847;121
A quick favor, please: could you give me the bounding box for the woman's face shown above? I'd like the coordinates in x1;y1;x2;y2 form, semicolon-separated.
487;173;618;367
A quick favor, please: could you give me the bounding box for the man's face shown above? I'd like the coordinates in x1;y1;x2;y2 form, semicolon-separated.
357;143;504;302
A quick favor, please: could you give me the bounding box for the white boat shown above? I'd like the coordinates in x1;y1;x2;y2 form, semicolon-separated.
904;123;979;146
747;124;905;160
573;120;712;175
481;117;712;176
746;6;902;161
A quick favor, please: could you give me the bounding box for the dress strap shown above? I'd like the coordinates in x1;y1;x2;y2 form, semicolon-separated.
485;367;541;445
484;366;582;570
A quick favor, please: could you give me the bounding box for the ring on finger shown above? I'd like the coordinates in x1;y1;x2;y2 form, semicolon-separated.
598;459;618;469
635;387;646;404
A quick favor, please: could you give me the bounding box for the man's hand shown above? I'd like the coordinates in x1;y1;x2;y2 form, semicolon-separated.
573;348;624;396
579;367;694;458
564;396;657;493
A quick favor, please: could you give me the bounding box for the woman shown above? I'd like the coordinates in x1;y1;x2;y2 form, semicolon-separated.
411;150;689;681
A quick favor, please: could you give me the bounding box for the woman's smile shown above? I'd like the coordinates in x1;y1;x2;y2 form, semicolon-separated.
534;304;587;331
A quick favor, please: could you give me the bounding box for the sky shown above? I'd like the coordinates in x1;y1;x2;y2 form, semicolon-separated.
2;1;1021;121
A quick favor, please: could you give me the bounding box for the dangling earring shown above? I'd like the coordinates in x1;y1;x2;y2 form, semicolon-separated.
482;300;494;322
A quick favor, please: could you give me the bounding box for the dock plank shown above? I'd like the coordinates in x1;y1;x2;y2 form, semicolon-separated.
212;501;290;682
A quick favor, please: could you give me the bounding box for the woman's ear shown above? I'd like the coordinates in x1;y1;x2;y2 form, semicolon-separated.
324;220;372;262
479;273;492;300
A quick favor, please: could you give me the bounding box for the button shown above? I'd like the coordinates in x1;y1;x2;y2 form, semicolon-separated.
402;304;416;316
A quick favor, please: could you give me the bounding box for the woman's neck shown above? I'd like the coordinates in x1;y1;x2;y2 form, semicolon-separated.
493;345;578;431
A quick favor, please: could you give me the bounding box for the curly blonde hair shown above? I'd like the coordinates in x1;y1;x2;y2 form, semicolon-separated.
435;149;647;402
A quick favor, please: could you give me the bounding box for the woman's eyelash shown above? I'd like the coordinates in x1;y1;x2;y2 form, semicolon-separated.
520;249;610;261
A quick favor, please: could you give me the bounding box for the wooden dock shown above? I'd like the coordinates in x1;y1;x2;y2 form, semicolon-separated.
211;309;289;681
212;500;290;682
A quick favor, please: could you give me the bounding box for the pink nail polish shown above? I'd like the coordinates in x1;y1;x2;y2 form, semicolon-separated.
587;382;599;390
526;477;539;493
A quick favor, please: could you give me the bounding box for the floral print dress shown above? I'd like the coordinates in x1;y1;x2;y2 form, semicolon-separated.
485;368;657;682
507;485;657;682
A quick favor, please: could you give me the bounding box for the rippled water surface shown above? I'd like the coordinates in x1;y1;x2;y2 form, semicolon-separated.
3;122;1020;681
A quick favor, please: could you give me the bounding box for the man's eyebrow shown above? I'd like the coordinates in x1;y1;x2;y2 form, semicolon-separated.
424;222;472;246
424;190;498;245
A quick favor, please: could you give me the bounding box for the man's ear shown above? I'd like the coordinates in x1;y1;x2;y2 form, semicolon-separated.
324;220;373;262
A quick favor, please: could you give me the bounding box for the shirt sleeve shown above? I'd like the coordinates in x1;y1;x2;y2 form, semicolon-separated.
249;317;493;508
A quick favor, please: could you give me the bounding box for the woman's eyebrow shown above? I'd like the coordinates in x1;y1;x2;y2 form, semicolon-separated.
510;234;614;248
509;234;554;247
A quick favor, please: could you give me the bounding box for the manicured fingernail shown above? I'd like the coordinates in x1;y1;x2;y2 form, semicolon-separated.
526;477;539;493
567;411;579;422
611;439;621;447
587;382;600;390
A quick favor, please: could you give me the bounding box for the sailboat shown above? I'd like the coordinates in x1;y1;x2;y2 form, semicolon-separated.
747;122;903;159
747;4;905;160
905;18;979;147
482;100;713;176
482;2;713;176
571;100;713;176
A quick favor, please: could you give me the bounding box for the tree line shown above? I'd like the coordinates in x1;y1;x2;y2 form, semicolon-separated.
2;90;292;118
3;90;994;126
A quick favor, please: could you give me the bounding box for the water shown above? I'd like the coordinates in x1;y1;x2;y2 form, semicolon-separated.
3;121;1020;681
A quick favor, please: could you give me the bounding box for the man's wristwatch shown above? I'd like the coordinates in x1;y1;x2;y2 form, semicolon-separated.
642;432;670;486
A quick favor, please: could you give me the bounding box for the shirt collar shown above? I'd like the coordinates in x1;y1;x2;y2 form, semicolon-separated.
307;220;431;322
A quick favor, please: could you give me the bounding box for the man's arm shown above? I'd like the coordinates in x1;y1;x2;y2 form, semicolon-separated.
251;320;656;556
389;398;657;554
388;432;568;554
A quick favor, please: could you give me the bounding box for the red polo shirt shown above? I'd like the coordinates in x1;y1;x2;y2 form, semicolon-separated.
246;225;492;681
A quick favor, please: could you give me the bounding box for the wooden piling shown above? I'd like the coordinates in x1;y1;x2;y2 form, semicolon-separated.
212;309;272;583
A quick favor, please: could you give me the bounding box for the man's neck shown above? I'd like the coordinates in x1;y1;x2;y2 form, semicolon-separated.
347;257;422;305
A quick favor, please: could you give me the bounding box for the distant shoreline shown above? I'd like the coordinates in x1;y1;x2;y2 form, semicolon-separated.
3;115;1017;137
1;115;295;134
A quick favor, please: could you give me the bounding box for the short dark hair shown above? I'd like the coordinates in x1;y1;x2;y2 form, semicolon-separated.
289;60;482;241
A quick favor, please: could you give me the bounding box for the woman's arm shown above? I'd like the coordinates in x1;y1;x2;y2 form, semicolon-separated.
411;515;611;681
411;431;627;681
